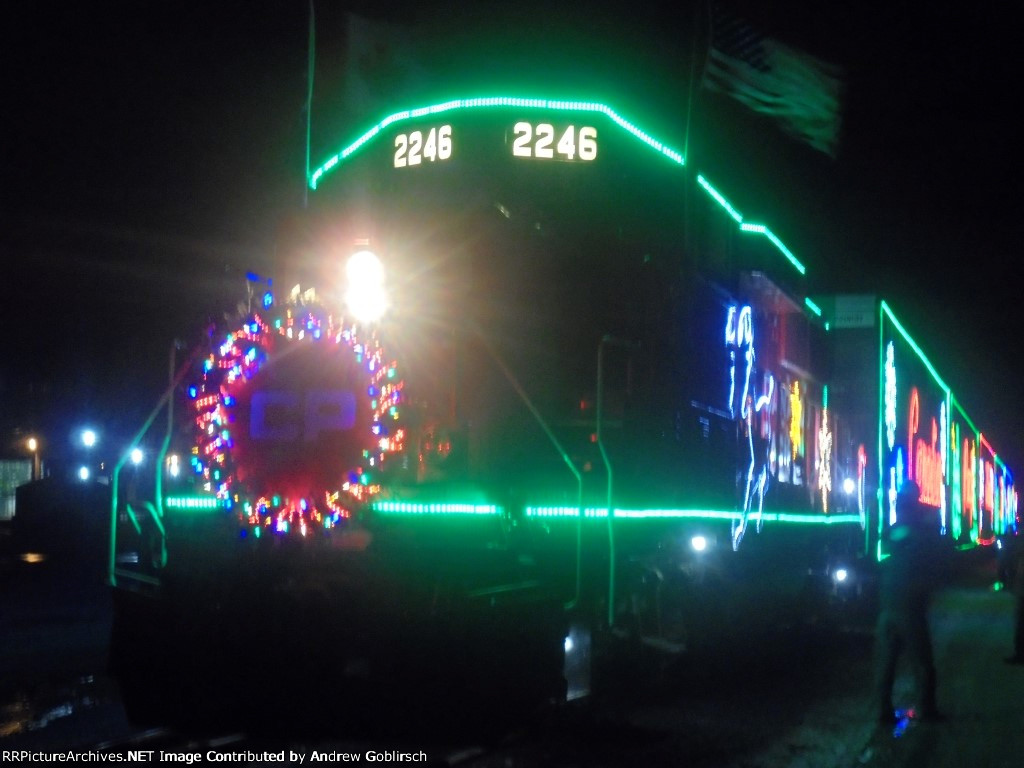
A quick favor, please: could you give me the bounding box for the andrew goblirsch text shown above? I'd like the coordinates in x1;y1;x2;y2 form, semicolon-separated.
2;750;429;763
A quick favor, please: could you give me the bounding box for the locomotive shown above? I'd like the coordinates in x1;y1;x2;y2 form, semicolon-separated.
107;94;1017;732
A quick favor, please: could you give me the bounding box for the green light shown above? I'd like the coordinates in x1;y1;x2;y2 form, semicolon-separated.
165;495;222;510
696;175;743;223
693;174;807;277
310;97;807;281
372;501;502;516
804;297;822;316
880;302;950;395
310;97;686;190
739;223;807;275
523;506;861;525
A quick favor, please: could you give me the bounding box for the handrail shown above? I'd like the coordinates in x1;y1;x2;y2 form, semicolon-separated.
596;335;639;628
108;346;196;587
470;324;585;611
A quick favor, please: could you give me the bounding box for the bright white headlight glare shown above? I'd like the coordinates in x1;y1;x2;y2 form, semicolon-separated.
842;477;856;495
834;567;849;583
344;249;388;324
691;535;708;553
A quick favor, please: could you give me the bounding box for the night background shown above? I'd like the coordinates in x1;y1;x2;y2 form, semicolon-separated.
3;0;1020;472
3;0;1024;759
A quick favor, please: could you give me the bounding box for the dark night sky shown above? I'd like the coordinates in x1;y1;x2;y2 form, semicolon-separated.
3;1;1021;471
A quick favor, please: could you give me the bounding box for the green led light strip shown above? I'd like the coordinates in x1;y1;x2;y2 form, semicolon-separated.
310;98;810;282
880;302;950;395
372;501;503;516
804;297;822;317
310;97;685;190
165;496;223;510
524;506;861;524
694;175;807;277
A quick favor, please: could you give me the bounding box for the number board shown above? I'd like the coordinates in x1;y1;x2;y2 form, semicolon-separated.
309;99;686;194
392;119;599;168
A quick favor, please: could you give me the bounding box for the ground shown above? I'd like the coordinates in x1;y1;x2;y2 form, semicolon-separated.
2;531;1022;766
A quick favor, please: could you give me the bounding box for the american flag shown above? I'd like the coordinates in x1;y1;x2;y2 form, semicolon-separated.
702;4;844;157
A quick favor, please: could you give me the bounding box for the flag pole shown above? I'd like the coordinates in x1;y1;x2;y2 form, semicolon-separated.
304;0;316;208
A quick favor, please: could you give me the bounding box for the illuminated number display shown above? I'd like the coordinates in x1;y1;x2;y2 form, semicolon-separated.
511;122;597;161
394;125;453;168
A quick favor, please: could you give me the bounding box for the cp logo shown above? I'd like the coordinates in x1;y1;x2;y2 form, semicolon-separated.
250;390;356;442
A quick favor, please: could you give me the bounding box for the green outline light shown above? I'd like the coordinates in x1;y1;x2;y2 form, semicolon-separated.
804;297;822;317
524;506;861;525
165;495;223;511
694;175;808;277
880;301;950;395
696;175;743;223
372;501;502;516
310;97;685;190
739;223;807;275
310;97;809;280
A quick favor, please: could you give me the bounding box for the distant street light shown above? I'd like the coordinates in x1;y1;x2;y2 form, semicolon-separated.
26;436;40;481
82;429;98;448
130;447;144;465
78;466;91;481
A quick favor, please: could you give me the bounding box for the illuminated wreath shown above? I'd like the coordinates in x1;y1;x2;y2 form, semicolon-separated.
188;289;405;535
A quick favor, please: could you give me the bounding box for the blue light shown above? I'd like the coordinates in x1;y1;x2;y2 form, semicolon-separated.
188;385;198;398
262;291;274;308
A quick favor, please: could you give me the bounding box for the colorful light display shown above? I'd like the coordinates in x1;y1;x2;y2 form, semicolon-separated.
725;303;776;549
818;393;832;513
877;301;1016;556
188;289;405;536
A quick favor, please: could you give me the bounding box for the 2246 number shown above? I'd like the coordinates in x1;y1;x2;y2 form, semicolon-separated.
394;125;452;168
512;122;597;161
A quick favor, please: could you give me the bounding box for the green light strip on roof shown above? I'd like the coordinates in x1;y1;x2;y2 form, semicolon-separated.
951;397;981;440
524;506;861;524
880;301;949;395
311;99;808;281
696;175;743;223
372;501;503;516
804;297;822;316
739;223;807;275
310;97;685;190
693;175;807;277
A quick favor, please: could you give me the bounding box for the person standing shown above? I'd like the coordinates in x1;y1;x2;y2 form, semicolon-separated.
998;531;1024;664
874;480;945;724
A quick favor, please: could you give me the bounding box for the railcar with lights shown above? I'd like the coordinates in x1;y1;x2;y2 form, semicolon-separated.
107;94;1018;729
